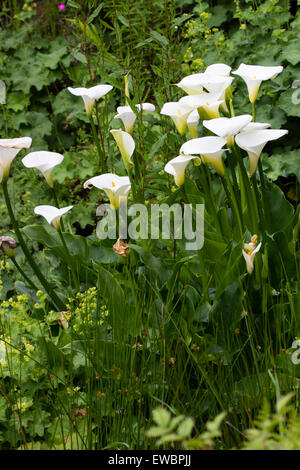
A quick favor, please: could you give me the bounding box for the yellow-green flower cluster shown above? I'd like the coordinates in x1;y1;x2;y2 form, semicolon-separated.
66;287;109;334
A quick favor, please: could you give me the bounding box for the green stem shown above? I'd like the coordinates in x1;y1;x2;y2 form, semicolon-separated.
223;169;244;237
227;152;243;229
10;256;38;292
232;144;258;233
252;101;256;122
89;115;105;172
251;174;264;231
198;166;222;235
229;99;235;117
257;159;270;231
58;229;80;291
2;181;65;310
51;186;65;232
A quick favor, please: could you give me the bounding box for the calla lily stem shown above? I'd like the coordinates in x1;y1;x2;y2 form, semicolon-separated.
2;181;65;311
89;116;105;172
198;166;222;235
232;144;258;233
51;186;65;232
57;228;80;291
10;256;39;292
223;169;244;237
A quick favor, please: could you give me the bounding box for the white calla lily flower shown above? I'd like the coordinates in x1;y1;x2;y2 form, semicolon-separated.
68;84;113;115
22;151;64;187
177;73;232;97
0;137;32;182
83;173;131;209
235;128;288;175
160;102;193;135
203;115;252;144
240;122;271;133
205;63;232;77
180;136;227;176
187;110;200;139
176;73;204;95
201;75;233;113
177;72;233;112
164;155;200;187
179;92;224;120
232;63;283;103
110;129;135;172
114;103;155;134
34;205;73;230
242;235;262;274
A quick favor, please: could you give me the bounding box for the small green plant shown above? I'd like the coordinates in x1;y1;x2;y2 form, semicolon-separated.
147;406;226;449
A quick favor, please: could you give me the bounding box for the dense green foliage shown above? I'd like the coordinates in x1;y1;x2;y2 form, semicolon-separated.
0;0;300;450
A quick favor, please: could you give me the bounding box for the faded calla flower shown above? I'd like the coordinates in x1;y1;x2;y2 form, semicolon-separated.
110;129;135;172
114;103;155;134
164;155;201;187
22;151;64;187
58;310;71;329
160;101;193;135
34;205;73;230
232;63;283;103
83;173;131;210
242;235;262;274
113;238;130;258
68;84;113;116
0;137;32;182
0;236;17;257
180;136;227;176
235;128;288;176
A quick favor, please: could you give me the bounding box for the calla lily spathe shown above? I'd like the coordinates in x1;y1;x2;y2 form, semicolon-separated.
114;103;155;134
0;137;32;182
187;110;200;139
180;136;227;176
242;235;262;274
235;128;288;175
164;155;200;187
22;151;64;187
68;84;113;116
205;63;232;77
203;115;252;143
84;173;131;209
179;92;224;120
176;74;204;95
176;66;232;95
240;122;271;133
160;102;193;135
232;63;283;103
110;129;135;172
34;205;73;230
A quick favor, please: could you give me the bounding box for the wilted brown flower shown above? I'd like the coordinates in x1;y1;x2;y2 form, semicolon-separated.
0;236;17;257
113;238;130;258
57;310;71;329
